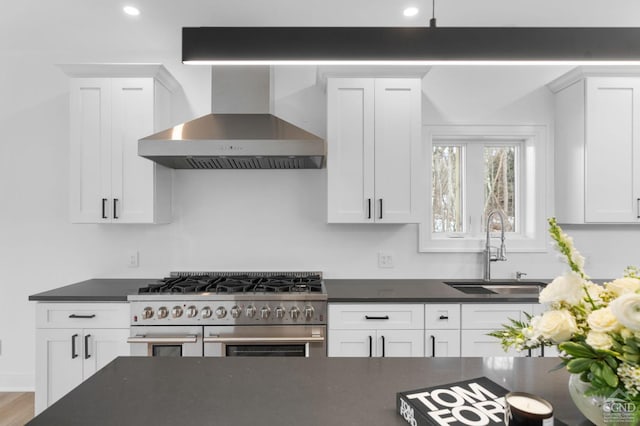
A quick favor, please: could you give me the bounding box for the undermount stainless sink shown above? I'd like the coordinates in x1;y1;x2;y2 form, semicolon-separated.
444;281;547;296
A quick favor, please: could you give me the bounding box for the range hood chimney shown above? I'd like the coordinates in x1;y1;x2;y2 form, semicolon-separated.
138;66;325;169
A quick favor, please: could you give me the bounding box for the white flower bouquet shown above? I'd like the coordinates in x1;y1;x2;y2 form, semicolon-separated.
490;218;640;407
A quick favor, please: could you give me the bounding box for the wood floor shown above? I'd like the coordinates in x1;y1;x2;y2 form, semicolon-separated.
0;393;34;426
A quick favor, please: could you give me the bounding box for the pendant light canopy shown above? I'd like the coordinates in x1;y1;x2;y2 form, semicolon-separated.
182;27;640;65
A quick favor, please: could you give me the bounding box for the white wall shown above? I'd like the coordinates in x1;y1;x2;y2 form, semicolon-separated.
4;0;640;391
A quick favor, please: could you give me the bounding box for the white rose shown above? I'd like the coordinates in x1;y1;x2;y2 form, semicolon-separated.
587;307;620;333
585;331;613;350
586;283;604;304
533;309;578;343
610;293;640;331
539;272;585;305
606;278;640;297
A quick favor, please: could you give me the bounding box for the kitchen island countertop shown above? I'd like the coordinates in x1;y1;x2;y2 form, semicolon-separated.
27;356;589;425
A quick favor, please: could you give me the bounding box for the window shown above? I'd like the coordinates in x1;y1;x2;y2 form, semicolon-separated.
419;125;548;253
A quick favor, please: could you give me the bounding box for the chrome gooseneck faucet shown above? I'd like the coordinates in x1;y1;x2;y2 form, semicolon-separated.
484;210;507;281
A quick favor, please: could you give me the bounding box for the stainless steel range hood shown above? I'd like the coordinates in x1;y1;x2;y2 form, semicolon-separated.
138;67;325;169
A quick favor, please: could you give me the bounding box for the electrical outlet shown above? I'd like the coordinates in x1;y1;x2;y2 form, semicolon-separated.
378;252;394;268
127;251;139;268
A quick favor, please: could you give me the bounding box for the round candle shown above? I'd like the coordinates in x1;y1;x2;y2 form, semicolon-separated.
506;395;553;415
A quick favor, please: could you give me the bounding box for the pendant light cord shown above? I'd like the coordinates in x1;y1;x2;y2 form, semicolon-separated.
430;0;437;28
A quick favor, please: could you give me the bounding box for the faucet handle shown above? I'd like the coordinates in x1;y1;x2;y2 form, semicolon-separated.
516;271;527;281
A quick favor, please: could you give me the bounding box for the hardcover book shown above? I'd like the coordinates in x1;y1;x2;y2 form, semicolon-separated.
397;377;510;426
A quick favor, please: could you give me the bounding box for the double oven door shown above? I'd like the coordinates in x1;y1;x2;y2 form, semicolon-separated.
128;326;202;357
128;325;326;357
203;325;326;357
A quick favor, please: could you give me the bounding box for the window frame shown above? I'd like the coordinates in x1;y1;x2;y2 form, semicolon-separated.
419;124;549;253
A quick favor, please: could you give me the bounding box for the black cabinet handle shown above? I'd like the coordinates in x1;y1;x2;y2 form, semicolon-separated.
540;345;545;358
527;348;532;357
368;335;373;358
431;335;436;357
637;198;640;219
71;334;78;359
365;315;389;320
379;199;383;219
69;314;96;319
84;334;91;359
113;198;119;219
101;198;108;219
367;198;372;219
381;335;385;357
438;315;449;320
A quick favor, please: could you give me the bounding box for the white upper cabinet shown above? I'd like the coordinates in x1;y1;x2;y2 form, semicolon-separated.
551;69;640;224
327;78;423;223
62;64;178;224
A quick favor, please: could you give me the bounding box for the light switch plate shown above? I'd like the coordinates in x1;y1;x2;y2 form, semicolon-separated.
378;252;394;268
127;251;139;268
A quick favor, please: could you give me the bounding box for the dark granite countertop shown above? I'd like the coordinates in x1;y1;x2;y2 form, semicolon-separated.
325;279;549;303
27;356;589;426
28;278;152;302
29;278;552;303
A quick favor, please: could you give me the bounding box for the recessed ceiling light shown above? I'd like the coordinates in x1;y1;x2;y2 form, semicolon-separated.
403;7;419;17
123;6;140;16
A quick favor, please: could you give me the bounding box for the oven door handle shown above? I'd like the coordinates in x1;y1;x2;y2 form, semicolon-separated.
203;336;325;343
127;335;198;344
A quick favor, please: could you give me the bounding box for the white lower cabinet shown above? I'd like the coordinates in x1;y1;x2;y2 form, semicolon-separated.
460;304;534;357
328;304;424;357
425;304;461;357
328;329;424;357
425;330;460;357
35;303;129;414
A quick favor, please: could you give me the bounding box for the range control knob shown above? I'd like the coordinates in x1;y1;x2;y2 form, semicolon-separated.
215;306;227;319
186;305;198;318
201;306;213;319
290;306;301;320
142;307;154;320
260;306;271;319
303;305;315;320
172;306;183;318
275;306;286;319
157;306;168;319
230;305;242;319
246;305;257;318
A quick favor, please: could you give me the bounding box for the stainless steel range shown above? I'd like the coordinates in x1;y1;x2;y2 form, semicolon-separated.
127;272;327;357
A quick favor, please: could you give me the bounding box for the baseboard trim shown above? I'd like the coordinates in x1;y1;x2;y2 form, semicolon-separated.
0;373;35;392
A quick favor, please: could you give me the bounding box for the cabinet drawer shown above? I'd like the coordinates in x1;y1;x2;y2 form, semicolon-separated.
425;304;460;330
36;303;129;329
461;303;533;329
329;304;424;330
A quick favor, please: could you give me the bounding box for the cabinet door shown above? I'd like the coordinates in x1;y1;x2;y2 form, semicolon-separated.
328;329;376;357
585;77;640;223
327;78;375;223
82;328;130;378
426;330;460;357
69;78;112;223
379;330;424;357
35;329;84;414
111;79;156;223
374;79;423;223
460;330;527;357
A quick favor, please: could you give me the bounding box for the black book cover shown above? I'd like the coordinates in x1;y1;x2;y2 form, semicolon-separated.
397;377;510;426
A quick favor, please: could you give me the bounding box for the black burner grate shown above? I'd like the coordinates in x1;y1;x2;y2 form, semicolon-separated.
138;273;322;294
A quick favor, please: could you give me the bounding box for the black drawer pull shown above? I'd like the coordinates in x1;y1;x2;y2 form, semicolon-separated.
69;314;96;319
113;198;119;219
84;334;91;359
438;315;449;320
379;199;383;219
381;335;385;357
101;198;108;219
71;334;78;359
365;315;389;320
367;198;372;219
368;335;373;358
431;335;436;357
